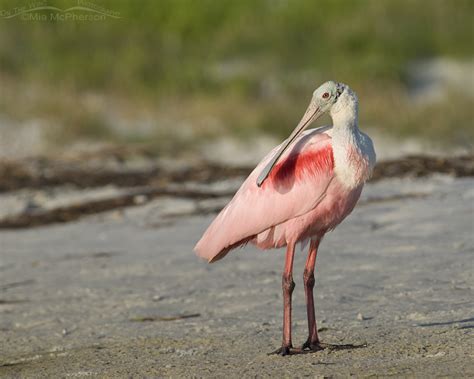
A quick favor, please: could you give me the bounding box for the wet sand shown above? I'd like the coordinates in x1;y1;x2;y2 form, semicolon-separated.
0;175;473;377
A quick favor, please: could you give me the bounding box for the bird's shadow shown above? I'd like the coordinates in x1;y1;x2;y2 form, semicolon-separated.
417;317;474;328
270;342;367;356
318;342;367;351
302;342;367;354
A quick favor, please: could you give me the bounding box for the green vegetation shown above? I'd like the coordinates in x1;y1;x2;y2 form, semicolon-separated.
0;0;473;151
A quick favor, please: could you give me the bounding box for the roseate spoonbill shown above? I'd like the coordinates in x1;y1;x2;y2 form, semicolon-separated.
195;81;376;356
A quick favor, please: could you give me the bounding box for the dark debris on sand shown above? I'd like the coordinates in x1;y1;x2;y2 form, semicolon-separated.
0;151;472;229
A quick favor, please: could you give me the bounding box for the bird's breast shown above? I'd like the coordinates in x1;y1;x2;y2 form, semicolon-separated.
333;143;374;189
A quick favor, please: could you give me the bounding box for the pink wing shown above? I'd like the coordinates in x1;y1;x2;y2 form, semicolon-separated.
194;128;334;262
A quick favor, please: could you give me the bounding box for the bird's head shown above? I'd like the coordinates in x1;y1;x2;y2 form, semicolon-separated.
312;80;346;112
256;81;352;187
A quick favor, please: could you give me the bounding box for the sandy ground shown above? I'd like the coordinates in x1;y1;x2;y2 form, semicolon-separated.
0;175;473;377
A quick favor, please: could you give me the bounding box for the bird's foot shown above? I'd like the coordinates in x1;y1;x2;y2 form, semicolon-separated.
269;344;303;356
269;344;291;356
301;339;325;352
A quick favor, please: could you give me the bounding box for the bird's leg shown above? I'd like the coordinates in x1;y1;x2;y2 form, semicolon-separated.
302;238;323;351
271;243;296;356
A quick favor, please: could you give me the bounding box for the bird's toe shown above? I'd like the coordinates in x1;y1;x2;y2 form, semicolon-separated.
269;345;307;356
269;345;291;356
301;339;324;352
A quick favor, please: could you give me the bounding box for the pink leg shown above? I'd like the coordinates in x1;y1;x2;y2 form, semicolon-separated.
272;242;296;356
302;238;324;351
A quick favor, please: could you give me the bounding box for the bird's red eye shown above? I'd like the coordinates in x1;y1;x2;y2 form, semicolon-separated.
322;92;330;99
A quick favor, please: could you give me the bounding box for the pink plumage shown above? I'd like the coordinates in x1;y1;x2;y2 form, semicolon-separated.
195;130;333;262
194;81;376;355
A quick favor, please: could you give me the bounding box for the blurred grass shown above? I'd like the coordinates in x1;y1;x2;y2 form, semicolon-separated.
0;0;473;152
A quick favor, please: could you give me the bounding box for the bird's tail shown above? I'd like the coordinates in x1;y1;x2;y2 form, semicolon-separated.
194;203;255;263
195;233;254;263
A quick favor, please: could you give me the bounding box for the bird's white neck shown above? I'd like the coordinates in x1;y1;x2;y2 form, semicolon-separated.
329;92;360;150
330;88;359;133
328;90;375;188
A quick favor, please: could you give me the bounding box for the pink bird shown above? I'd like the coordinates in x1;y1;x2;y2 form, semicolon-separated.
195;81;376;355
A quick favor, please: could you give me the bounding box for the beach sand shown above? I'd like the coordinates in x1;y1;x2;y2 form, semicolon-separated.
0;175;473;377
